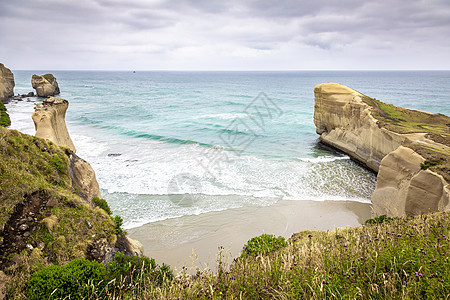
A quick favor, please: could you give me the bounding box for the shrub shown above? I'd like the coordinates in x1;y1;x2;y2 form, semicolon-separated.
106;252;174;287
92;196;112;215
27;258;105;300
0;102;11;127
241;233;287;258
365;214;395;225
113;215;124;235
420;160;442;170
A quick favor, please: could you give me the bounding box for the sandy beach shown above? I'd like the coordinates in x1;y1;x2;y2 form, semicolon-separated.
127;199;371;273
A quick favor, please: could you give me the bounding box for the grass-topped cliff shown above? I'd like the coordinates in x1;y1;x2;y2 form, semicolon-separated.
361;95;450;181
0;127;118;297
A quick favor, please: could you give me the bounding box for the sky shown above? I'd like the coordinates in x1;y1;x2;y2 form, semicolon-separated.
1;0;449;70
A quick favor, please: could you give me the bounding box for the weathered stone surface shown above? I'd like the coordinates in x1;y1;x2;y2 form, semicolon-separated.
0;63;14;102
314;83;449;217
69;153;102;202
32;97;76;152
372;146;450;217
314;83;412;171
31;74;60;97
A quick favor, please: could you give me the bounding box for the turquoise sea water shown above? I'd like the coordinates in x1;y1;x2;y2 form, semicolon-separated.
6;71;450;228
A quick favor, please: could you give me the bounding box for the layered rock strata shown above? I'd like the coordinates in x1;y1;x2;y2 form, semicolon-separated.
31;74;60;97
0;63;15;102
313;82;449;217
32;97;76;152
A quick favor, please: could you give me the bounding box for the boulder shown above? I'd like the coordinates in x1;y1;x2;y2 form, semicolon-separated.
372;146;450;216
31;74;60;97
69;153;102;202
0;63;15;102
32;97;76;152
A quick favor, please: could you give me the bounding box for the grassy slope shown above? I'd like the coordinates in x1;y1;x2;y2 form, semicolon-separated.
361;95;449;181
139;212;449;299
0;101;11;127
0;127;116;298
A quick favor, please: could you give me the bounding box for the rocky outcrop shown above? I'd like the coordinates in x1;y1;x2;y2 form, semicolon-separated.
314;83;421;172
32;97;76;152
69;153;102;201
31;74;60;97
314;82;449;217
371;146;450;216
0;63;14;102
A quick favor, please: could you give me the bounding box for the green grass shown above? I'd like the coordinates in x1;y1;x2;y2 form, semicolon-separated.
0;101;11;127
361;95;449;181
361;95;450;136
19;211;447;299
41;74;55;81
0;127;118;298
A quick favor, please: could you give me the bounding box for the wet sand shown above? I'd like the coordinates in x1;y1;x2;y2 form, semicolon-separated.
127;200;371;273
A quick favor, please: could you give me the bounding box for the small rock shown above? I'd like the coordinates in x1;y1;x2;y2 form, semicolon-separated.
19;224;29;231
23;231;30;237
26;244;33;249
87;221;93;229
27;217;33;222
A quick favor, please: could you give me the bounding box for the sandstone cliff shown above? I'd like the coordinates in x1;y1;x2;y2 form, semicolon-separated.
69;153;102;202
314;82;449;217
31;74;60;97
32;97;76;152
0;63;14;102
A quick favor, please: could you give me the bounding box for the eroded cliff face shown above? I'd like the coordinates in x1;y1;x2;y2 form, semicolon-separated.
0;63;15;102
314;83;450;217
32;97;103;202
32;97;76;152
31;74;60;97
314;83;414;171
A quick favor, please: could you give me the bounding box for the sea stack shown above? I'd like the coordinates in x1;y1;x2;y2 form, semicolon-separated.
313;82;450;217
32;97;76;152
31;73;60;97
0;63;15;102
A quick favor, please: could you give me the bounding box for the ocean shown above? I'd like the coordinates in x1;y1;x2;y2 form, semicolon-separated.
6;71;450;229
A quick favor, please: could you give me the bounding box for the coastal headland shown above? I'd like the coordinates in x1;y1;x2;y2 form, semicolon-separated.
0;65;449;298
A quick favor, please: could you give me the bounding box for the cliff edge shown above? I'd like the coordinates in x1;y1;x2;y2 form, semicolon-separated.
314;83;449;217
0;63;14;103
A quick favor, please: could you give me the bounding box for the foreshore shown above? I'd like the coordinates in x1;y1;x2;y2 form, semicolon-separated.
127;199;371;273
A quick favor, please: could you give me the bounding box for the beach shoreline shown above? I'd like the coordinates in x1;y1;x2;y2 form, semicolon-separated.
127;199;371;273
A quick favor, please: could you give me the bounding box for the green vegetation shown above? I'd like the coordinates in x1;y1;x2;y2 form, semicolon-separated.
113;215;124;235
421;159;443;170
0;127;117;298
361;95;449;181
92;196;112;215
19;211;449;299
42;74;55;81
0;101;11;127
361;95;450;136
27;258;105;300
241;233;287;258
27;253;174;299
365;214;395;225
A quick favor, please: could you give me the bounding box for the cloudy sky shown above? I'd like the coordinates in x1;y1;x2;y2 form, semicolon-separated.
1;0;449;70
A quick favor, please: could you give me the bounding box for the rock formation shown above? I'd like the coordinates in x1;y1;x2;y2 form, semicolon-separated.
314;82;449;217
0;63;15;102
32;97;76;152
69;153;102;201
31;74;60;97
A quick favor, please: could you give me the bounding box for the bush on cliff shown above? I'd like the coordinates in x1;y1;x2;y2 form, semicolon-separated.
0;101;11;127
27;258;105;300
0;127;117;298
